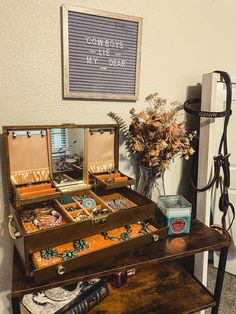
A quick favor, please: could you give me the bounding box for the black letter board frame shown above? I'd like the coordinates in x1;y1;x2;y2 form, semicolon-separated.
62;5;143;100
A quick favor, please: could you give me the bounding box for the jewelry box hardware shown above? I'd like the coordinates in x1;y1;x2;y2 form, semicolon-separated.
92;216;107;227
153;234;160;242
61;123;76;126
8;214;21;239
8;130;47;137
57;265;66;275
89;128;115;135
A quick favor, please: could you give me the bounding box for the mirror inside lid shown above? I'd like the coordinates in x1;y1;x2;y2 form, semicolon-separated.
50;127;90;192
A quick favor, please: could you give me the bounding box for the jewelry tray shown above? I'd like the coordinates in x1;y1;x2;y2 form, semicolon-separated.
92;171;135;190
30;222;168;283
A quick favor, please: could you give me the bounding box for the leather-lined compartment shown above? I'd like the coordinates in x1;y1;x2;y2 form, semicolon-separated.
30;222;168;282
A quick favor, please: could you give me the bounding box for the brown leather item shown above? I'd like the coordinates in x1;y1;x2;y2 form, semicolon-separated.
32;223;158;269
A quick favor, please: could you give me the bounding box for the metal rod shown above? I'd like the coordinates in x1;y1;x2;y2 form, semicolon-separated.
211;246;229;314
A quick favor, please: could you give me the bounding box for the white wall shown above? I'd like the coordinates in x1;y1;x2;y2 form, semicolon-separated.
1;0;236;312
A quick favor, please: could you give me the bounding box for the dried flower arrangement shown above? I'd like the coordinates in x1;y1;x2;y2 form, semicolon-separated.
108;92;196;175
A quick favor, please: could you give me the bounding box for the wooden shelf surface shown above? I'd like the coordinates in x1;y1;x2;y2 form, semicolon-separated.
11;218;229;298
91;261;215;314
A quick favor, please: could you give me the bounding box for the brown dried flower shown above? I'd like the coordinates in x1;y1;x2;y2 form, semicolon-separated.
108;93;197;171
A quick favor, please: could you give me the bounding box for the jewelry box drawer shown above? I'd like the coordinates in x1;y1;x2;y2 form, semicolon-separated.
30;223;168;283
92;171;135;190
11;188;156;254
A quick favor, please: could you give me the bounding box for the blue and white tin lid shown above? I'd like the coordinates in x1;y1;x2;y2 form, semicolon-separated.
157;195;192;217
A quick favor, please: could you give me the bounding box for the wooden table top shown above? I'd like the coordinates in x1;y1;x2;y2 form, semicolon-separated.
11;218;229;298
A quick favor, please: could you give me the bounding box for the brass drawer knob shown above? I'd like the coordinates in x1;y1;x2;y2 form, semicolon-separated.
153;234;159;242
57;265;66;275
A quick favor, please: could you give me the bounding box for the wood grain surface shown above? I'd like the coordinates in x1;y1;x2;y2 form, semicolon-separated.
11;218;229;297
90;261;215;314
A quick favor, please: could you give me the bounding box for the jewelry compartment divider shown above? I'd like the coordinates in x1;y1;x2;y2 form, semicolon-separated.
56;187;157;236
30;222;168;283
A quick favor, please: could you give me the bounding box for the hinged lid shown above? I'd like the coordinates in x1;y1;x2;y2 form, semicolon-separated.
158;195;192;217
86;126;135;189
86;126;118;174
6;129;50;185
3;125;91;205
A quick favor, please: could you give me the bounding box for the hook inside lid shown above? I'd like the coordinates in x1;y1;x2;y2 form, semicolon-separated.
89;128;115;135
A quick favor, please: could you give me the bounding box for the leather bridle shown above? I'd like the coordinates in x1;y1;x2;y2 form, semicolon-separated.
184;71;235;235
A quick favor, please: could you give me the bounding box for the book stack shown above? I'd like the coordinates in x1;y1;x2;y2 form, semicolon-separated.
20;279;109;314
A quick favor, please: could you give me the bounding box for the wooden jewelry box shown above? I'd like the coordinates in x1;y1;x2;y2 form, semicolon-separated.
3;124;167;281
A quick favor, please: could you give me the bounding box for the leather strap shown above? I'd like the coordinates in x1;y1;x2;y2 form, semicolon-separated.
184;99;232;118
184;71;235;234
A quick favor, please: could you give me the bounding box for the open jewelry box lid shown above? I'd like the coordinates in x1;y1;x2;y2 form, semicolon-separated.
86;126;135;189
3;125;91;206
6;129;51;185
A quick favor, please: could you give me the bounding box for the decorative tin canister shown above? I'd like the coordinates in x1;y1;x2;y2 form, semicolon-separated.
157;195;192;236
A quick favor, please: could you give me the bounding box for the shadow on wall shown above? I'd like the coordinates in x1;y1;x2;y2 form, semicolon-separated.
178;84;201;218
0;134;13;297
118;133;139;189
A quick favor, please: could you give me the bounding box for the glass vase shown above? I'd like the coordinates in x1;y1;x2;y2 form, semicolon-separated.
136;165;165;202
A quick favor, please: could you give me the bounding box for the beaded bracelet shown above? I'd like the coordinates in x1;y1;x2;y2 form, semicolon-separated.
21;207;63;229
101;225;132;242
